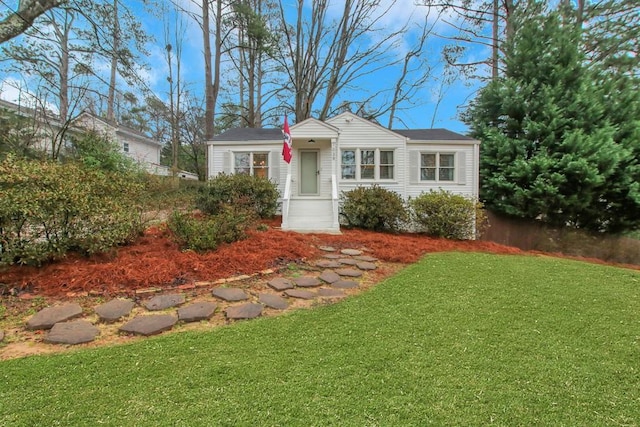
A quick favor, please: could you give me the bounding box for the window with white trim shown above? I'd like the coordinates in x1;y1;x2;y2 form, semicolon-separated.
341;148;395;180
420;152;455;182
234;152;269;178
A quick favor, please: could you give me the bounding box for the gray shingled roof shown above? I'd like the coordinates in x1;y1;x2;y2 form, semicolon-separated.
212;126;473;141
392;128;474;141
212;128;282;141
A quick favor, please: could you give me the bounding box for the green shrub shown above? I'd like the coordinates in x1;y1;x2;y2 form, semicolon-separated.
409;189;482;240
196;173;279;219
0;156;144;266
340;185;408;232
65;131;140;174
167;206;256;252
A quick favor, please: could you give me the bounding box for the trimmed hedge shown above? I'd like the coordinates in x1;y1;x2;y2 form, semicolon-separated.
196;173;279;219
0;156;144;266
409;189;483;240
340;185;409;232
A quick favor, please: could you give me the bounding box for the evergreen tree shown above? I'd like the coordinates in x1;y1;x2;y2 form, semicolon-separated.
465;4;640;233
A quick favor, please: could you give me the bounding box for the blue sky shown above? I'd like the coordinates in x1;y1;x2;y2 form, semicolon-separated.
0;0;490;134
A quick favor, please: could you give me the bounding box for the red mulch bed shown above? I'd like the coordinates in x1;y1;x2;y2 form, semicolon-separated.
2;221;633;299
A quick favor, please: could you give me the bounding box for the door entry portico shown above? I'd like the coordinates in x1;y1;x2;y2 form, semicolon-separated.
299;150;319;195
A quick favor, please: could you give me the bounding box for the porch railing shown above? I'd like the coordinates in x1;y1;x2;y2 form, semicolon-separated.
281;173;292;229
331;174;340;229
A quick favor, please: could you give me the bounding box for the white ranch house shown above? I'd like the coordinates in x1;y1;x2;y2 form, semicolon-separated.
207;112;480;233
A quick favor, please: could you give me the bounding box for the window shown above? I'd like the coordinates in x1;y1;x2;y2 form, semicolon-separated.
123;142;129;153
341;148;395;180
234;152;269;178
421;153;455;182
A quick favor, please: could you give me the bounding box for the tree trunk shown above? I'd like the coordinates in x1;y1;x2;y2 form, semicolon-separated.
203;0;214;141
0;0;66;43
106;0;119;122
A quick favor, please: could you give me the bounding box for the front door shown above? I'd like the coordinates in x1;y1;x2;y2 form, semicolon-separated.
299;150;319;195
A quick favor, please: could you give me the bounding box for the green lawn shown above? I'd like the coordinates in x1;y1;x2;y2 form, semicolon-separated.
1;252;639;426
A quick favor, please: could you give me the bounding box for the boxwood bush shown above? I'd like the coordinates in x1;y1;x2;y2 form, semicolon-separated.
409;189;482;240
0;156;144;266
196;173;279;219
340;185;409;232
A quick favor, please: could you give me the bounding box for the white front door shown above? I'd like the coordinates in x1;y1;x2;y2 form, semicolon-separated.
299;150;319;195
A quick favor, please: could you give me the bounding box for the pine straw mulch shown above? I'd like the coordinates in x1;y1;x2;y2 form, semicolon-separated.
1;219;637;300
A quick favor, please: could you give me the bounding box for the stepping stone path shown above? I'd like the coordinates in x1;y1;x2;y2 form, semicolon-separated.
144;294;185;311
212;287;249;302
45;321;100;345
8;243;382;351
95;299;135;322
258;293;288;310
26;303;83;330
120;315;178;336
226;303;263;320
177;302;218;322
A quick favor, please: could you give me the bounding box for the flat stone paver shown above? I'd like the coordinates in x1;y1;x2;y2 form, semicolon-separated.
212;287;249;302
315;260;342;269
285;289;316;299
119;315;178;336
294;276;322;288
357;261;377;271
177;302;218;322
341;249;363;256
319;270;341;284
258;293;288;310
338;258;359;266
335;268;363;278
332;280;359;289
44;320;100;345
26;303;83;330
318;246;336;252
267;277;294;291
143;294;185;311
226;303;263;320
95;299;135;322
317;288;347;298
323;254;342;259
355;255;378;262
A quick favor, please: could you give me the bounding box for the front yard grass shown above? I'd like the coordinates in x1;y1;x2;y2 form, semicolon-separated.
1;252;639;425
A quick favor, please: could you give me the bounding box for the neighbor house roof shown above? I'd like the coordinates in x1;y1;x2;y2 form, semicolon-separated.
392;128;474;141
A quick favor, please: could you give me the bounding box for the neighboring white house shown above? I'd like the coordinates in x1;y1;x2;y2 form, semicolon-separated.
207;111;480;233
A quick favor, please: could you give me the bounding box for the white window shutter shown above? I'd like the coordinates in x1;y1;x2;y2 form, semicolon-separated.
223;151;232;174
409;151;419;184
270;150;280;183
457;151;466;184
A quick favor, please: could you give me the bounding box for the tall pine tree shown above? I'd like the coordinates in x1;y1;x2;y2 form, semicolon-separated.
465;3;640;233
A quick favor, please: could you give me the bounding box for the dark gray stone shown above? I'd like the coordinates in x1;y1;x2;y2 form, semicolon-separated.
355;255;378;262
95;299;135;322
177;302;217;322
332;280;359;289
44;320;100;345
294;276;322;288
316;260;342;268
119;315;177;336
357;261;377;271
26;303;83;330
258;293;288;310
341;249;362;256
317;288;347;298
212;287;249;302
285;289;316;300
267;277;294;291
143;294;185;311
335;268;363;278
225;303;263;320
338;258;359;266
318;246;336;252
319;270;341;284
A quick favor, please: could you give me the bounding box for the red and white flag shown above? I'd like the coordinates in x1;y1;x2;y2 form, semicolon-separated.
282;115;292;164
